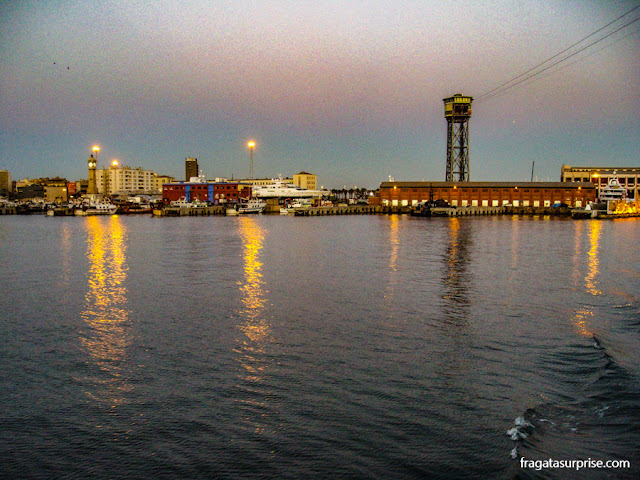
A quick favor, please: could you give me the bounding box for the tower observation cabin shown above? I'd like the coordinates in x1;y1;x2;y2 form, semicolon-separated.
443;93;473;182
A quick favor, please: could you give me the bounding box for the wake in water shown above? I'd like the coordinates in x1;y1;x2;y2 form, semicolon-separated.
506;335;640;479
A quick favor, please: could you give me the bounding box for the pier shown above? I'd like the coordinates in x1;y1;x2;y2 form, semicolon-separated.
153;205;226;216
293;205;381;216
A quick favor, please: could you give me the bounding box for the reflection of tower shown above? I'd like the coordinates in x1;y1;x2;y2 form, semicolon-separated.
443;94;473;182
87;154;97;195
185;157;198;181
441;217;472;319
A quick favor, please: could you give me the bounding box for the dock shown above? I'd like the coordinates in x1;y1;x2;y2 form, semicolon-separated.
153;206;226;216
293;205;381;216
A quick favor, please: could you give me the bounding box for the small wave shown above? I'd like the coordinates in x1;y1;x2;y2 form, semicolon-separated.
506;415;534;441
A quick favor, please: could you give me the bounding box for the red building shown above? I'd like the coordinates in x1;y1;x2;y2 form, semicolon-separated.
378;181;596;208
162;181;252;204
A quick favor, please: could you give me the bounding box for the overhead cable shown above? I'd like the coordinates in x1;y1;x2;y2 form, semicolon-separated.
476;5;640;103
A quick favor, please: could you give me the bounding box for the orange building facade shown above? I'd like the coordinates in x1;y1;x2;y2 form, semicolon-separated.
378;182;596;208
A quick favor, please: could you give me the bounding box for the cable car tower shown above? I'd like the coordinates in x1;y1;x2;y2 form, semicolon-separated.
443;93;473;182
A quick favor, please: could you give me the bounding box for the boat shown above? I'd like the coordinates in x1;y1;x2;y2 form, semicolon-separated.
226;205;239;216
237;199;266;214
46;204;75;216
599;175;627;202
118;204;152;214
280;198;312;214
74;201;118;216
170;197;208;209
252;176;329;199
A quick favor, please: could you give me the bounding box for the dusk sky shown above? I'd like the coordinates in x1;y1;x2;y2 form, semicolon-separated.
1;0;639;188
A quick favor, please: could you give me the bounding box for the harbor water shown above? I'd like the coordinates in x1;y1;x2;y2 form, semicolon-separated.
1;214;638;479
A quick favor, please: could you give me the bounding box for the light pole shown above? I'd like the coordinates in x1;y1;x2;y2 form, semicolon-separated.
92;145;100;165
247;141;255;179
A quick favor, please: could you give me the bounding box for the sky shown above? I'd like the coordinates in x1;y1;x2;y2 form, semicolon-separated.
1;0;639;189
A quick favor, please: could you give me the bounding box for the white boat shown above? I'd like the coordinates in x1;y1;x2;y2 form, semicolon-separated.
226;206;239;216
74;201;118;216
599;175;627;202
237;199;266;214
252;176;329;199
280;199;312;214
170;197;208;209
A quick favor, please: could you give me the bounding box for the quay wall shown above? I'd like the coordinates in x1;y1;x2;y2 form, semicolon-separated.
153;206;226;216
293;205;381;216
0;206;18;215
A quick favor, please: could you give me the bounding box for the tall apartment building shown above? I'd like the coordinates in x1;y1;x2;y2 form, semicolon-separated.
185;158;198;181
95;164;156;195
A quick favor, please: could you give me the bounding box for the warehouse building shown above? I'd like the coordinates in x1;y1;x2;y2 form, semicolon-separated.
378;181;596;208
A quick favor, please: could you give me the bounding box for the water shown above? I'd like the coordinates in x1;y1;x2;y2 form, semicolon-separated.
0;214;638;479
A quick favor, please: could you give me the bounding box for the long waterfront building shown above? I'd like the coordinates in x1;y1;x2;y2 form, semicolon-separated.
378;181;596;208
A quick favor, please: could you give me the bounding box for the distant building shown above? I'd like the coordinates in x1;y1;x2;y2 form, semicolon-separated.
185;158;198;181
154;175;175;194
0;170;12;195
378;181;595;208
95;164;156;195
17;183;45;200
67;181;77;197
16;177;70;202
162;180;252;204
42;178;70;203
561;165;639;200
76;179;89;195
293;171;317;190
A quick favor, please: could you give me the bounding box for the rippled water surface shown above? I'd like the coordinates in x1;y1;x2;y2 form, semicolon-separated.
1;214;639;479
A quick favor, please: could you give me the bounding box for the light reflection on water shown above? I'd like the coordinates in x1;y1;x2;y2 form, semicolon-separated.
1;215;639;479
441;217;471;321
570;220;602;337
79;216;131;405
585;220;602;296
58;223;72;288
236;216;269;344
233;216;275;437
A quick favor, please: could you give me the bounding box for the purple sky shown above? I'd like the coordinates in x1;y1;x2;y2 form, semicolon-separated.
1;0;639;188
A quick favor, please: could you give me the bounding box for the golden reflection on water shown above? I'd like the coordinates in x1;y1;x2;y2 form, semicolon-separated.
585;220;602;296
388;214;399;272
570;220;602;337
80;216;130;405
237;216;268;343
235;217;272;389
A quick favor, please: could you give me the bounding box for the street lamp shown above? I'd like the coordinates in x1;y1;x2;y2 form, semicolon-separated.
92;145;100;165
247;141;255;179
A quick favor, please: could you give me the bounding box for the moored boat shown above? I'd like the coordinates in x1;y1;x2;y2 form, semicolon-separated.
252;176;329;199
74;201;118;216
599;175;627;202
237;199;266;214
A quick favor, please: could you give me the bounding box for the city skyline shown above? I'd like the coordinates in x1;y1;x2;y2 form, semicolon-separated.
1;1;639;189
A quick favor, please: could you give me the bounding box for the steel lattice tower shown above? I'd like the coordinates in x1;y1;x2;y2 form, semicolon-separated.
443;94;473;182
